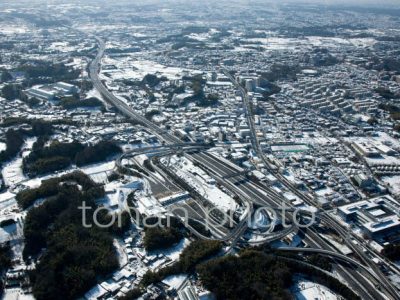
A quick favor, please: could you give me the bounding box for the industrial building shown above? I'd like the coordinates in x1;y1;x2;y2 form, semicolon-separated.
338;196;400;240
24;81;78;101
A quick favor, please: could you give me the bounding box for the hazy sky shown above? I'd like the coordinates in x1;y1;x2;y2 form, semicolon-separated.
4;0;400;8
278;0;399;5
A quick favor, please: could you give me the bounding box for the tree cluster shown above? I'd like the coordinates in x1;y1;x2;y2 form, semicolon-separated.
197;250;360;300
0;243;12;296
26;156;71;175
1;117;75;129
198;250;292;300
107;172;122;182
0;70;13;83
0;120;57;170
186;75;218;107
306;254;333;272
144;110;161;121
141;240;222;287
16;171;100;209
18;62;80;84
141;74;168;88
374;57;400;72
143;159;155;172
0;173;5;193
22;172;119;300
0;219;16;227
23;140;83;176
260;64;301;82
28;120;54;136
23;140;121;176
143;226;183;252
118;288;144;300
107;211;132;237
59;96;103;110
279;25;335;38
0;243;12;272
378;102;400;120
1;84;22;101
375;87;400;100
187;219;211;237
0;129;24;164
382;243;400;261
75;141;122;166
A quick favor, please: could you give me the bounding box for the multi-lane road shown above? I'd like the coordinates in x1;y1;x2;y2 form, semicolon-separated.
222;68;400;300
89;36;399;300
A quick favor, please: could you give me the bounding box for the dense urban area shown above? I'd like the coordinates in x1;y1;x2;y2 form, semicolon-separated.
1;0;400;299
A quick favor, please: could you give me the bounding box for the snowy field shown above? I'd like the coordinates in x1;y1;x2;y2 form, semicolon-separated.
155;238;190;261
80;161;115;183
101;56;199;81
48;41;77;53
162;274;187;289
0;142;6;152
381;176;400;195
292;279;338;300
0;25;30;35
168;156;238;212
244;36;376;51
2;137;36;186
2;157;26;187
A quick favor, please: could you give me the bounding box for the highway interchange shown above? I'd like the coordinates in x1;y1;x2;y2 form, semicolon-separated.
89;36;400;300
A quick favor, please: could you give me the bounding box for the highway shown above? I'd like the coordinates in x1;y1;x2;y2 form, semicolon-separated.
192;151;386;300
221;69;400;299
278;246;376;272
89;37;398;300
113;141;258;242
89;37;174;141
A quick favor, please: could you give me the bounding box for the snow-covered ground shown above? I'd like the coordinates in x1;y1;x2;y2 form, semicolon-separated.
114;239;128;267
320;233;353;256
243;36;376;51
248;208;270;230
1;288;35;300
0;25;30;35
0;142;6;152
48;41;77;53
81;161;115;175
14;160;116;190
1;137;36;186
292;279;338;300
162;274;187;289
134;238;190;273
85;88;109;108
166;156;238;212
80;161;115;183
0;220;20;243
101;56;200;82
160;238;190;261
137;238;190;263
2;157;26;187
381;176;400;195
0;191;18;224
